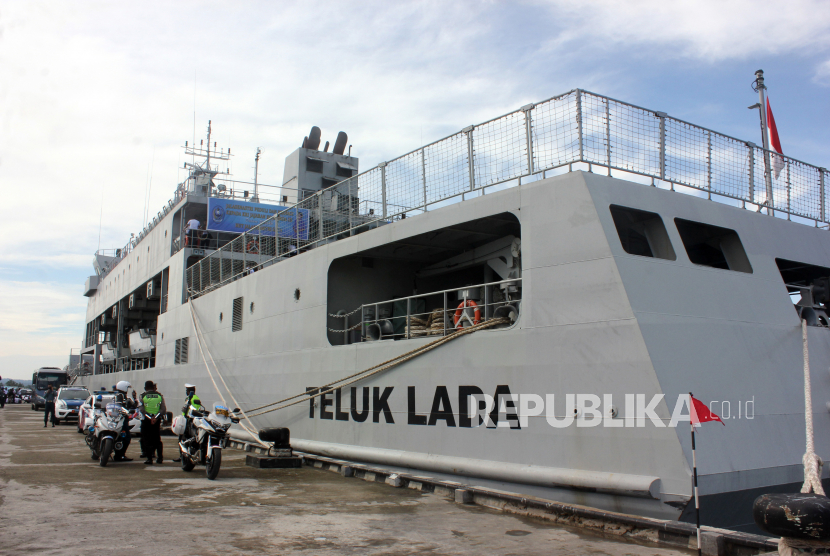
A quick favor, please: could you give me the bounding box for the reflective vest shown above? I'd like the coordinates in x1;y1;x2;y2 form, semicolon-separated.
142;392;163;415
182;393;202;415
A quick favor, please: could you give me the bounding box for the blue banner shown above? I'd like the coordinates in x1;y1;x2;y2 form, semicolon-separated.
207;199;310;240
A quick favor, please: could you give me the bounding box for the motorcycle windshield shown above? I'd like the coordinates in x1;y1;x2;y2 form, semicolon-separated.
105;403;123;419
211;403;232;425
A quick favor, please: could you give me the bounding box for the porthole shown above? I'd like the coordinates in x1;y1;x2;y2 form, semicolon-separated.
250;302;255;314
293;288;301;302
219;312;223;323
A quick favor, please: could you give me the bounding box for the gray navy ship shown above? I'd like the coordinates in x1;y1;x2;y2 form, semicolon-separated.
74;82;830;533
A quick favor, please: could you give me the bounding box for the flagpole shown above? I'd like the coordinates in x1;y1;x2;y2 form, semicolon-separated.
690;391;702;556
752;69;775;215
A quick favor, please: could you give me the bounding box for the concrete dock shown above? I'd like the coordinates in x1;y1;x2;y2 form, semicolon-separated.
0;405;693;555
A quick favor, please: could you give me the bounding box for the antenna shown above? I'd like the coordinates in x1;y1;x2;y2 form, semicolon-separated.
206;120;212;170
97;188;104;253
192;70;196;166
253;147;261;203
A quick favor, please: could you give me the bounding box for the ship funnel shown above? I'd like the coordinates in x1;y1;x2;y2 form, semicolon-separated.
333;132;348;155
303;126;322;150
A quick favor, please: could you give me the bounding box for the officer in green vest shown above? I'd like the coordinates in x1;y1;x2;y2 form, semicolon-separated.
172;383;202;463
140;381;167;465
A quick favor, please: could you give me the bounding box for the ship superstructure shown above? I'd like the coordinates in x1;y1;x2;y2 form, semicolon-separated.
76;89;830;533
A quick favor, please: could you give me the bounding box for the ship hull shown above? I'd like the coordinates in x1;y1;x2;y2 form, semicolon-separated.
80;171;830;533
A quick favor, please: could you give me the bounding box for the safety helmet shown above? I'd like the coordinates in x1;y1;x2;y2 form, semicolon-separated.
115;380;131;393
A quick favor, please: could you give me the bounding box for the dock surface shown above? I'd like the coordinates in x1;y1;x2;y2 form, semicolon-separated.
0;405;691;555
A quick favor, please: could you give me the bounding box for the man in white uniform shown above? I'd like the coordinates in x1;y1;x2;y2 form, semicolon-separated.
186;218;200;247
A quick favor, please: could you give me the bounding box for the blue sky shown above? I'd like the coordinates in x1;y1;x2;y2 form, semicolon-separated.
1;0;828;378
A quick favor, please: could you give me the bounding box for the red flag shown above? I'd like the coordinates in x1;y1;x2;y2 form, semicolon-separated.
690;395;725;427
766;98;785;179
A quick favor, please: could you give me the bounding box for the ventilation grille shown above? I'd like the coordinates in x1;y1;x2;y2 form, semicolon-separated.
232;297;243;332
174;337;189;365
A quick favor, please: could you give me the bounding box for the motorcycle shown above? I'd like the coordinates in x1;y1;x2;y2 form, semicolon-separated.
85;396;136;467
179;403;239;480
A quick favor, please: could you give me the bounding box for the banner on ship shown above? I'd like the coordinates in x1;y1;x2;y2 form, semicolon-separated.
207;198;310;240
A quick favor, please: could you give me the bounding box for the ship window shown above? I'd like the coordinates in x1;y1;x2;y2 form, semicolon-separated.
306;157;324;173
174;337;189;365
336;162;356;178
609;205;675;260
232;297;243;332
775;259;830;323
674;219;752;273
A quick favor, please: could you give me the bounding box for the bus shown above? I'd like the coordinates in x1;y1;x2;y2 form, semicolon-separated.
31;367;69;410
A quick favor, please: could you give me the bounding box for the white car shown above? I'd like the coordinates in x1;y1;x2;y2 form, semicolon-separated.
55;387;89;424
77;392;141;434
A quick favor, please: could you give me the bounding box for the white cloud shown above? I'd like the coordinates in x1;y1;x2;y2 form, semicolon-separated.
0;280;85;377
0;0;827;377
537;0;830;61
815;59;830;85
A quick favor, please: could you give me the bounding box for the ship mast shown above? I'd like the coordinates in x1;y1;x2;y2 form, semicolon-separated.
182;120;231;195
253;147;261;203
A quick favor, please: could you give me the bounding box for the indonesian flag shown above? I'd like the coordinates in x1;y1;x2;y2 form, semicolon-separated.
690;395;725;427
766;98;785;179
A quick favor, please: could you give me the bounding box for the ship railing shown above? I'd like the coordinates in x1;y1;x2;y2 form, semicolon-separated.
341;278;521;343
186;89;829;299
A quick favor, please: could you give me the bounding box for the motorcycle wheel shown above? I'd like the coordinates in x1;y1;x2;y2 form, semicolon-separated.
99;437;113;467
180;446;195;472
206;448;221;481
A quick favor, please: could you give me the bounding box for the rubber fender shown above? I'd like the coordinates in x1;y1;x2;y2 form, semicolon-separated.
753;493;830;540
259;427;290;448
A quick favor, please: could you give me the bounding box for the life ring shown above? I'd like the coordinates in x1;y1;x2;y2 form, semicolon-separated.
453;300;481;329
246;239;259;254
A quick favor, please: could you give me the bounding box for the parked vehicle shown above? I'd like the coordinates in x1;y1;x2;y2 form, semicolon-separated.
78;392;140;434
32;368;68;410
85;396;139;467
54;387;89;424
179;403;239;480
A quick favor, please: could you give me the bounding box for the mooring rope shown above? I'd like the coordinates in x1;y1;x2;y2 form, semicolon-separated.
800;319;825;495
189;302;269;448
243;317;511;418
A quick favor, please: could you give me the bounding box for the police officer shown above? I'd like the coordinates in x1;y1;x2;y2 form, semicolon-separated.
140;381;167;465
172;384;202;463
112;381;136;462
43;385;57;427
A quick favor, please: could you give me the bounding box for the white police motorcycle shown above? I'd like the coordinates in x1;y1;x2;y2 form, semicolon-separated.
85;396;134;467
177;403;239;480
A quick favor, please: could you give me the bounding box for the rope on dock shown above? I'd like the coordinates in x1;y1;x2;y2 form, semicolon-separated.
800;319;825;496
189;303;269;448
